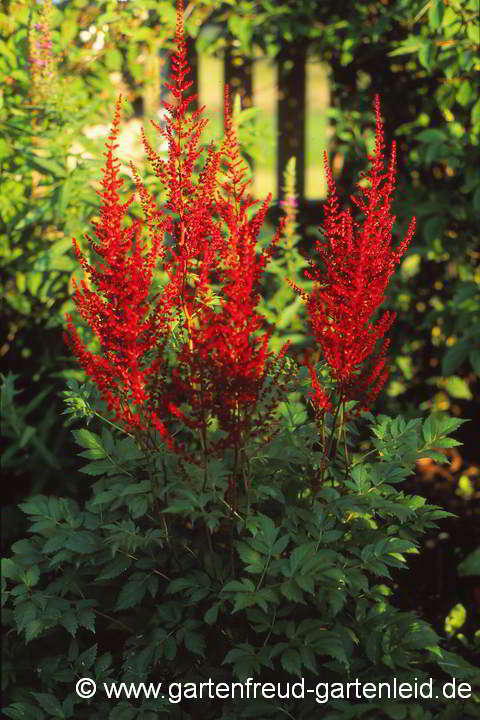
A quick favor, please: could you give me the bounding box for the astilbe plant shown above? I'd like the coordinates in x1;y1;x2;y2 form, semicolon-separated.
64;0;292;503
4;2;480;719
64;0;415;498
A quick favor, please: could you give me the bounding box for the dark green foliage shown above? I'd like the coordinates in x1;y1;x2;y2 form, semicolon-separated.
2;383;479;719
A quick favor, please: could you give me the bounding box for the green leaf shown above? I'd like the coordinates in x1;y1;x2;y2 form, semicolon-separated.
467;21;478;44
115;578;147;610
435;415;469;436
222;645;253;665
223;579;255;593
433;437;462;448
442;340;470;375
346;568;369;593
204;602;221;625
311;633;349;666
31;693;65;718
271;534;290;555
428;0;444;30
91;489;119;506
456;79;472;107
72;428;105;453
18;496;50;518
77;643;98;670
1;558;21;581
116;436;143;461
256;513;279;548
64;531;97;554
293;572;314;594
95;651;113;676
23;566;40;587
444;376;472;400
233;593;256;612
14;600;36;632
388;38;424;57
79;459;114;476
471;98;480;128
416;129;449;143
385;538;418;554
96;556;131;581
289;542;315;575
327;589;346;615
61;610;78;637
12;540;37;561
78;608;95;632
280;580;304;603
120;480;151;496
3;703;45;720
25;619;43;643
418;41;435;71
128;495;149;519
457;548;480;577
167;577;196;594
281;648;302;675
43;530;70;554
423;413;467;445
236;541;263;567
433;648;480;680
422;414;436;444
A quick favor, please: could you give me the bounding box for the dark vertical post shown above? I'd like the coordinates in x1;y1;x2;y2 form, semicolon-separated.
276;41;306;205
224;33;254;169
185;34;199;114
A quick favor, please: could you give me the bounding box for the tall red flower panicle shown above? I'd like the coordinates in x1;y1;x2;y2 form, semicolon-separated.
180;84;291;462
131;0;291;469
288;96;416;418
63;95;179;453
65;0;291;478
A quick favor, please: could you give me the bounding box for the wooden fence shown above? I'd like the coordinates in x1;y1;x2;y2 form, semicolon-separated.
135;29;330;241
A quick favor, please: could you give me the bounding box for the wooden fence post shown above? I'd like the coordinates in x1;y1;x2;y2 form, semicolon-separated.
224;33;254;170
276;40;307;206
185;34;199;114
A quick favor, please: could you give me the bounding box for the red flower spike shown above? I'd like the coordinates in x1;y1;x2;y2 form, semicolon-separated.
65;0;292;488
64;94;183;456
287;95;416;418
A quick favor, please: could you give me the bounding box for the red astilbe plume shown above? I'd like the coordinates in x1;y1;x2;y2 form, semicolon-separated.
65;0;291;488
288;95;416;420
129;1;291;481
63;95;180;454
